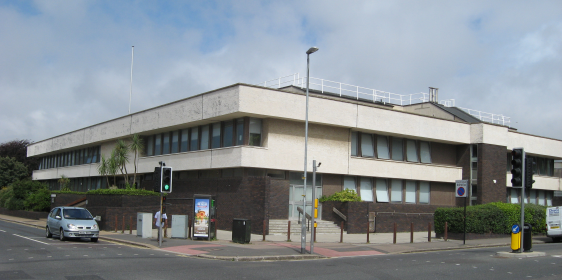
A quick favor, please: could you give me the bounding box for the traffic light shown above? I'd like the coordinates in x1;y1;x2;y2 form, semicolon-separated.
525;157;535;189
510;148;524;187
153;167;161;192
161;166;172;193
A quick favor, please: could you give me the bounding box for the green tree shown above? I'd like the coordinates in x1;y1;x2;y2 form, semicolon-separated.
114;140;130;186
0;157;29;188
58;175;70;191
97;155;111;188
0;139;39;176
24;186;50;212
129;134;144;189
9;179;46;210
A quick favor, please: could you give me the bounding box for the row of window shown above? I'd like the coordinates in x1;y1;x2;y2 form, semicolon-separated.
143;167;286;181
508;188;553;206
351;132;432;163
38;146;101;170
44;176;105;192
343;176;430;204
144;117;262;157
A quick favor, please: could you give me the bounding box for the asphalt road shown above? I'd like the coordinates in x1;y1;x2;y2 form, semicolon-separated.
1;219;562;280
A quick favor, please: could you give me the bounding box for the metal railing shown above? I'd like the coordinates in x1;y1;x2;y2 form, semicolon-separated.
257;74;511;126
296;206;311;231
332;207;347;221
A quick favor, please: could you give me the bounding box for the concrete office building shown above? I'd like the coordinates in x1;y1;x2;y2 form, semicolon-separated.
27;75;562;232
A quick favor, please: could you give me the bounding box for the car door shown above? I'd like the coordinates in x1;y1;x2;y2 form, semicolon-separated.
49;208;61;232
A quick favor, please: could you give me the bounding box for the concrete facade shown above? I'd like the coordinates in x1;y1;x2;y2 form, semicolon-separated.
27;83;562;232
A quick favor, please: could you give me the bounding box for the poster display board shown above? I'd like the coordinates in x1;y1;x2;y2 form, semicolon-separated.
193;195;211;239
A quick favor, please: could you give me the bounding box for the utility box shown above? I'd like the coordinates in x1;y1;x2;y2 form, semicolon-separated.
171;215;189;239
232;218;251;244
137;213;152;238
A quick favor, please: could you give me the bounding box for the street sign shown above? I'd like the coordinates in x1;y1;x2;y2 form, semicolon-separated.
455;180;468;197
512;224;520;234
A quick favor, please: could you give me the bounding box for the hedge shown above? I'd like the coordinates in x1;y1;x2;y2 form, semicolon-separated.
434;202;546;234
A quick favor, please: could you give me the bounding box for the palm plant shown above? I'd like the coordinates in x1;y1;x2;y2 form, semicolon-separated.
97;155;111;188
58;175;70;191
129;134;144;189
114;140;130;186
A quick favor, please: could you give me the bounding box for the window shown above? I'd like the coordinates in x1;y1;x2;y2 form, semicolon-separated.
419;181;430;204
247;168;265;177
360;177;373;202
180;129;188;152
361;133;374;157
529;190;536;204
405;181;416;203
223;121;234;147
420;141;431;163
391;179;403;202
376;135;389;159
343;176;356;192
236;118;244;145
249;118;262;146
375;179;389;202
212;123;221;148
391;138;403;161
510;188;519;204
162;133;170;154
351;132;358;156
200;125;210;150
190;128;199;151
406;140;419;162
223;168;243;177
267;169;285;179
547;192;553;206
538;191;545;206
171;131;179;153
154;134;162;155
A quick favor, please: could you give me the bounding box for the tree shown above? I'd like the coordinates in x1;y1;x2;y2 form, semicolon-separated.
97;155;111;188
0;157;29;188
129;134;144;189
9;179;47;211
58;175;70;191
0;139;39;176
114;140;130;186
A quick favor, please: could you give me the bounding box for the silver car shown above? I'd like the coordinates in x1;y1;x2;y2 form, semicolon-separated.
46;207;99;242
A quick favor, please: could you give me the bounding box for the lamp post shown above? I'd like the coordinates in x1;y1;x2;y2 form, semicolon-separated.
301;46;319;254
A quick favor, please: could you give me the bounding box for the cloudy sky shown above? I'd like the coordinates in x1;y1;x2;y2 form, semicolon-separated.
1;0;561;145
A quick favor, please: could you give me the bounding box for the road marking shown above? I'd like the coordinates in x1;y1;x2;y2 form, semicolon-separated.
0;230;6;232
13;234;50;245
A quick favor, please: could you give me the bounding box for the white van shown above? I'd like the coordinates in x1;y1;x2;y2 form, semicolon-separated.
546;206;562;242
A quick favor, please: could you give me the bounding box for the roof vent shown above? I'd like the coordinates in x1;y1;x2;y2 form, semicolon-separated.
429;87;439;103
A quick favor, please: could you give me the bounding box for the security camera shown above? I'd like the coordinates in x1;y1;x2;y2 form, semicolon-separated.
318;162;321;167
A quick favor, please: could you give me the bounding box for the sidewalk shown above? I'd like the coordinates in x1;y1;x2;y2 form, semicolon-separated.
0;214;547;261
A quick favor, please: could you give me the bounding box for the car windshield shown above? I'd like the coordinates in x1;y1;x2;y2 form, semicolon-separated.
63;209;93;220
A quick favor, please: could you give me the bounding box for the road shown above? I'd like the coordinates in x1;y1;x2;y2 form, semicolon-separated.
1;219;562;280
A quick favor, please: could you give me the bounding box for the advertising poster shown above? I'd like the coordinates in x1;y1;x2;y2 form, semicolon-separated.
193;198;210;238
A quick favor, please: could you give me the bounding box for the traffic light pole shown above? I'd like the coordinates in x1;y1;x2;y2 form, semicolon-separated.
158;161;164;248
518;151;525;253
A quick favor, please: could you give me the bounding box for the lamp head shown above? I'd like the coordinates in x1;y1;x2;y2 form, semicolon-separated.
306;47;319;54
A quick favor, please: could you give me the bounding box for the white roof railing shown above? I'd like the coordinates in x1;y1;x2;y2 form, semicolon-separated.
257;73;510;126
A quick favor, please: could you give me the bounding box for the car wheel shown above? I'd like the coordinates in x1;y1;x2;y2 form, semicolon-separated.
59;228;66;241
91;238;98;242
46;226;52;238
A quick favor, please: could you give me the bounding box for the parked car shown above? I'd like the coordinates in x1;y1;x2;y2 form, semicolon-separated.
46;206;99;242
546;206;562;242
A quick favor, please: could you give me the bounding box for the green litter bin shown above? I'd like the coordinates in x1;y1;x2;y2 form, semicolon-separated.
232;218;251;244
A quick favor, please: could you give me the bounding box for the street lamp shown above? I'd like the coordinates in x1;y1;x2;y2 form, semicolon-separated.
301;46;318;254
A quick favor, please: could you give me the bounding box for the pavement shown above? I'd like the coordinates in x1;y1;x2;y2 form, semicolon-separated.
0;214;550;261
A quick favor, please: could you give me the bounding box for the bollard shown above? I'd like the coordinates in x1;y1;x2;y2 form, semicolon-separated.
122;216;125;233
393;223;397;244
263;220;266;241
444;222;448;241
314;224;317;242
340;221;344;243
188;219;192;240
367;221;370;243
410;222;414;243
129;216;133;235
115;215;118;232
287;221;291;242
428;222;431;242
214;219;217;240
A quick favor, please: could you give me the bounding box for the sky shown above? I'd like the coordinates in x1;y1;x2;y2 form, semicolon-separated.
1;0;561;145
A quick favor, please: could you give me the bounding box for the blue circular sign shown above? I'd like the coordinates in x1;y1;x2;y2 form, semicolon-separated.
457;187;465;197
512;224;520;234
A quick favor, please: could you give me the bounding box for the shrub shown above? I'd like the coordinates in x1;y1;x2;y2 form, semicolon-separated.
319;189;361;202
86;189;160;196
24;187;51;212
435;202;547;234
0;186;13;207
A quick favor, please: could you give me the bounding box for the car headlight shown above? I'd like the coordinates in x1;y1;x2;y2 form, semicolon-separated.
92;224;98;230
67;224;77;230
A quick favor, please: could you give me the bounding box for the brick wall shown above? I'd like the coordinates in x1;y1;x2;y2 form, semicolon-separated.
479;143;507;204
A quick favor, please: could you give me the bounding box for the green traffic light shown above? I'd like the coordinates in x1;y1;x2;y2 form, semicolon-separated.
165;184;169;190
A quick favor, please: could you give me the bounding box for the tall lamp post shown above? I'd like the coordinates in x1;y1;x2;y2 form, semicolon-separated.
301;46;319;254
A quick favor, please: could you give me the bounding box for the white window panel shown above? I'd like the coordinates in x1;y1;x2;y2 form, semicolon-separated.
361;133;374;157
344;176;356;192
420;141;431;163
405;181;416;203
360;178;374;202
391;179;403;202
376;179;389;203
377;135;389;159
419;181;430;204
406;140;419;162
510;188;519;204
